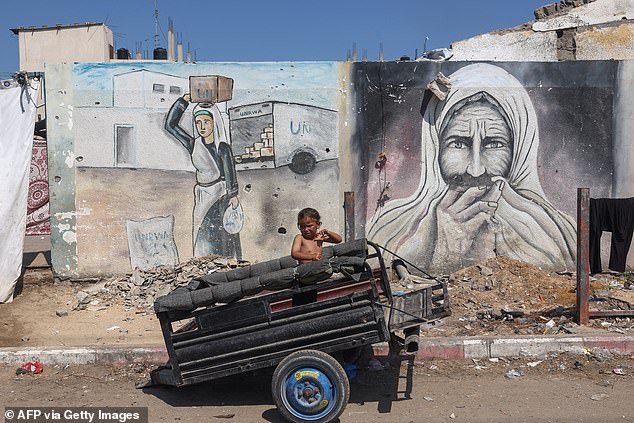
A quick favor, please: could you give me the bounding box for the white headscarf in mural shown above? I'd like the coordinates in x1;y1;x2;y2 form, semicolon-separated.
192;102;229;147
368;63;576;273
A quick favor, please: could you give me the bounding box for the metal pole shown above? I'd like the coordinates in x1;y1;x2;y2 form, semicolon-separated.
576;188;590;325
344;192;355;242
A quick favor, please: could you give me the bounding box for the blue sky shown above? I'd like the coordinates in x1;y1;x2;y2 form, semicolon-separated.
1;0;548;72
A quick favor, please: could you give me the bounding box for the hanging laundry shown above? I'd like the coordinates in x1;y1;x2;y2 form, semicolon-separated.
589;197;634;274
0;74;40;303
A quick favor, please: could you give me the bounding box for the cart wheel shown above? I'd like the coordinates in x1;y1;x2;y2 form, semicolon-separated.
272;349;350;423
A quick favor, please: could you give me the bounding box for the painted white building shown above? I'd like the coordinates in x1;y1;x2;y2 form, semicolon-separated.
113;70;187;109
75;69;194;171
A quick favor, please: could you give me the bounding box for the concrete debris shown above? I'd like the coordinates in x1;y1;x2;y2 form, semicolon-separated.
55;309;68;317
587;348;614;362
479;266;494;276
71;255;249;311
504;369;525;379
426;72;451;101
76;291;91;305
424;256;634;337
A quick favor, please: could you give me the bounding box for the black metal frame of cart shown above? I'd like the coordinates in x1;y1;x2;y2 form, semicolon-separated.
151;241;450;387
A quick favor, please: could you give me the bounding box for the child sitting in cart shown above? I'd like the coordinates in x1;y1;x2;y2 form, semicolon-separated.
291;208;342;306
291;207;342;263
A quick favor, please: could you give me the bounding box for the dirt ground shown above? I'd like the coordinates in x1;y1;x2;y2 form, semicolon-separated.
2;352;634;422
1;256;633;348
0;269;163;348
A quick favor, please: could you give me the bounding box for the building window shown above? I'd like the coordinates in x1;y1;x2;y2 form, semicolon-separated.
115;125;136;166
170;86;182;95
153;83;165;93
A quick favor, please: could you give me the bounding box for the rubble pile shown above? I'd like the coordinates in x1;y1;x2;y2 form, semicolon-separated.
72;256;249;311
417;256;634;337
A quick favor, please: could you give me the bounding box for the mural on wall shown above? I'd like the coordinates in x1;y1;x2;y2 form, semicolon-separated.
229;102;337;175
50;62;340;275
126;216;179;269
355;61;616;274
165;75;242;258
46;60;632;277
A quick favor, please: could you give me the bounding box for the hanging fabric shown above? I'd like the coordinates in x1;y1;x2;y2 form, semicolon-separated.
589;197;634;274
0;75;40;303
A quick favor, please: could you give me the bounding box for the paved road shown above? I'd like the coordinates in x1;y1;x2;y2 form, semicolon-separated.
2;354;634;422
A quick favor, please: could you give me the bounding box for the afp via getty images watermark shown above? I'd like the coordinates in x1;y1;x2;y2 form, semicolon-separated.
4;407;148;423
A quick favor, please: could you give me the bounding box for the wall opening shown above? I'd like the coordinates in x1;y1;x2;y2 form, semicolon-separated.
115;125;136;166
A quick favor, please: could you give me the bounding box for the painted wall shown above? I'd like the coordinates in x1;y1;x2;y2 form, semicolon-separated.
47;62;343;276
353;61;624;274
46;60;634;277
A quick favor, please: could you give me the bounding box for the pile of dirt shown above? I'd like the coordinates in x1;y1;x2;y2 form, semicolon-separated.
417;256;634;337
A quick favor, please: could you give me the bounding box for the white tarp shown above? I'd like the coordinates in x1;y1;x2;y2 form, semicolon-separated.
0;77;39;303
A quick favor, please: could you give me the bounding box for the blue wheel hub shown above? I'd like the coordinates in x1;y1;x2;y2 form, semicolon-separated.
281;366;336;420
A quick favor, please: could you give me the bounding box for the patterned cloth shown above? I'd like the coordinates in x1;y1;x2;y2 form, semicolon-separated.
25;135;50;236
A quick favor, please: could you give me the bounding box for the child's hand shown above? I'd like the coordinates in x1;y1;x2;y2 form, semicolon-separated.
317;229;332;242
313;251;322;261
317;229;342;244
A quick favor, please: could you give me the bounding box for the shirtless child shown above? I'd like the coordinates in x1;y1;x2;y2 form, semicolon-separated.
291;208;342;263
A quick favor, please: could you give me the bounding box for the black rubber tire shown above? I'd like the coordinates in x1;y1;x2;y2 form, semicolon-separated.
272;349;350;423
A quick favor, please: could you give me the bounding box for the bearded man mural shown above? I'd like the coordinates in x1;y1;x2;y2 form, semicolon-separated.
368;63;576;274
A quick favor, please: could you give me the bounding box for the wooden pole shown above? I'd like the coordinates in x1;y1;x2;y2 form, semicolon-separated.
576;188;590;325
344;192;355;242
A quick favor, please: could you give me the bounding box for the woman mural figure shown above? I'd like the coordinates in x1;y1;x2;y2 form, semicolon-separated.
368;63;575;274
165;94;242;258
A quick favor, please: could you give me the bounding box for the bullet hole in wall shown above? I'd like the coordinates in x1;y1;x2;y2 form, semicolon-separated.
272;193;279;199
76;156;84;162
278;227;287;234
325;148;330;153
244;184;252;193
54;176;61;183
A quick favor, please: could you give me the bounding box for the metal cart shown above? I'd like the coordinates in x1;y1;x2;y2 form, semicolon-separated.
150;240;449;423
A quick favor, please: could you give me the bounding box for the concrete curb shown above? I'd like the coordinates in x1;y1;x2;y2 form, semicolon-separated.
0;346;168;366
372;335;634;360
0;335;632;366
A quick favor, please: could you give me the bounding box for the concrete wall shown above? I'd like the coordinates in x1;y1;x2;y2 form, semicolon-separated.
356;61;623;274
47;62;343;276
46;59;634;277
448;0;634;269
451;0;634;62
16;24;113;73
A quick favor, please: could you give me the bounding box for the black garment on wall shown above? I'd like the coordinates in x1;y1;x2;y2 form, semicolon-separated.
589;197;634;274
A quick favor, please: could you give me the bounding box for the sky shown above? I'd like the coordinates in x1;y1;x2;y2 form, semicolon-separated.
0;0;550;73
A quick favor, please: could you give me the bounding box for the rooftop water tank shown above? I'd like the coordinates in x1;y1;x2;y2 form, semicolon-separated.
153;47;167;60
116;48;130;60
